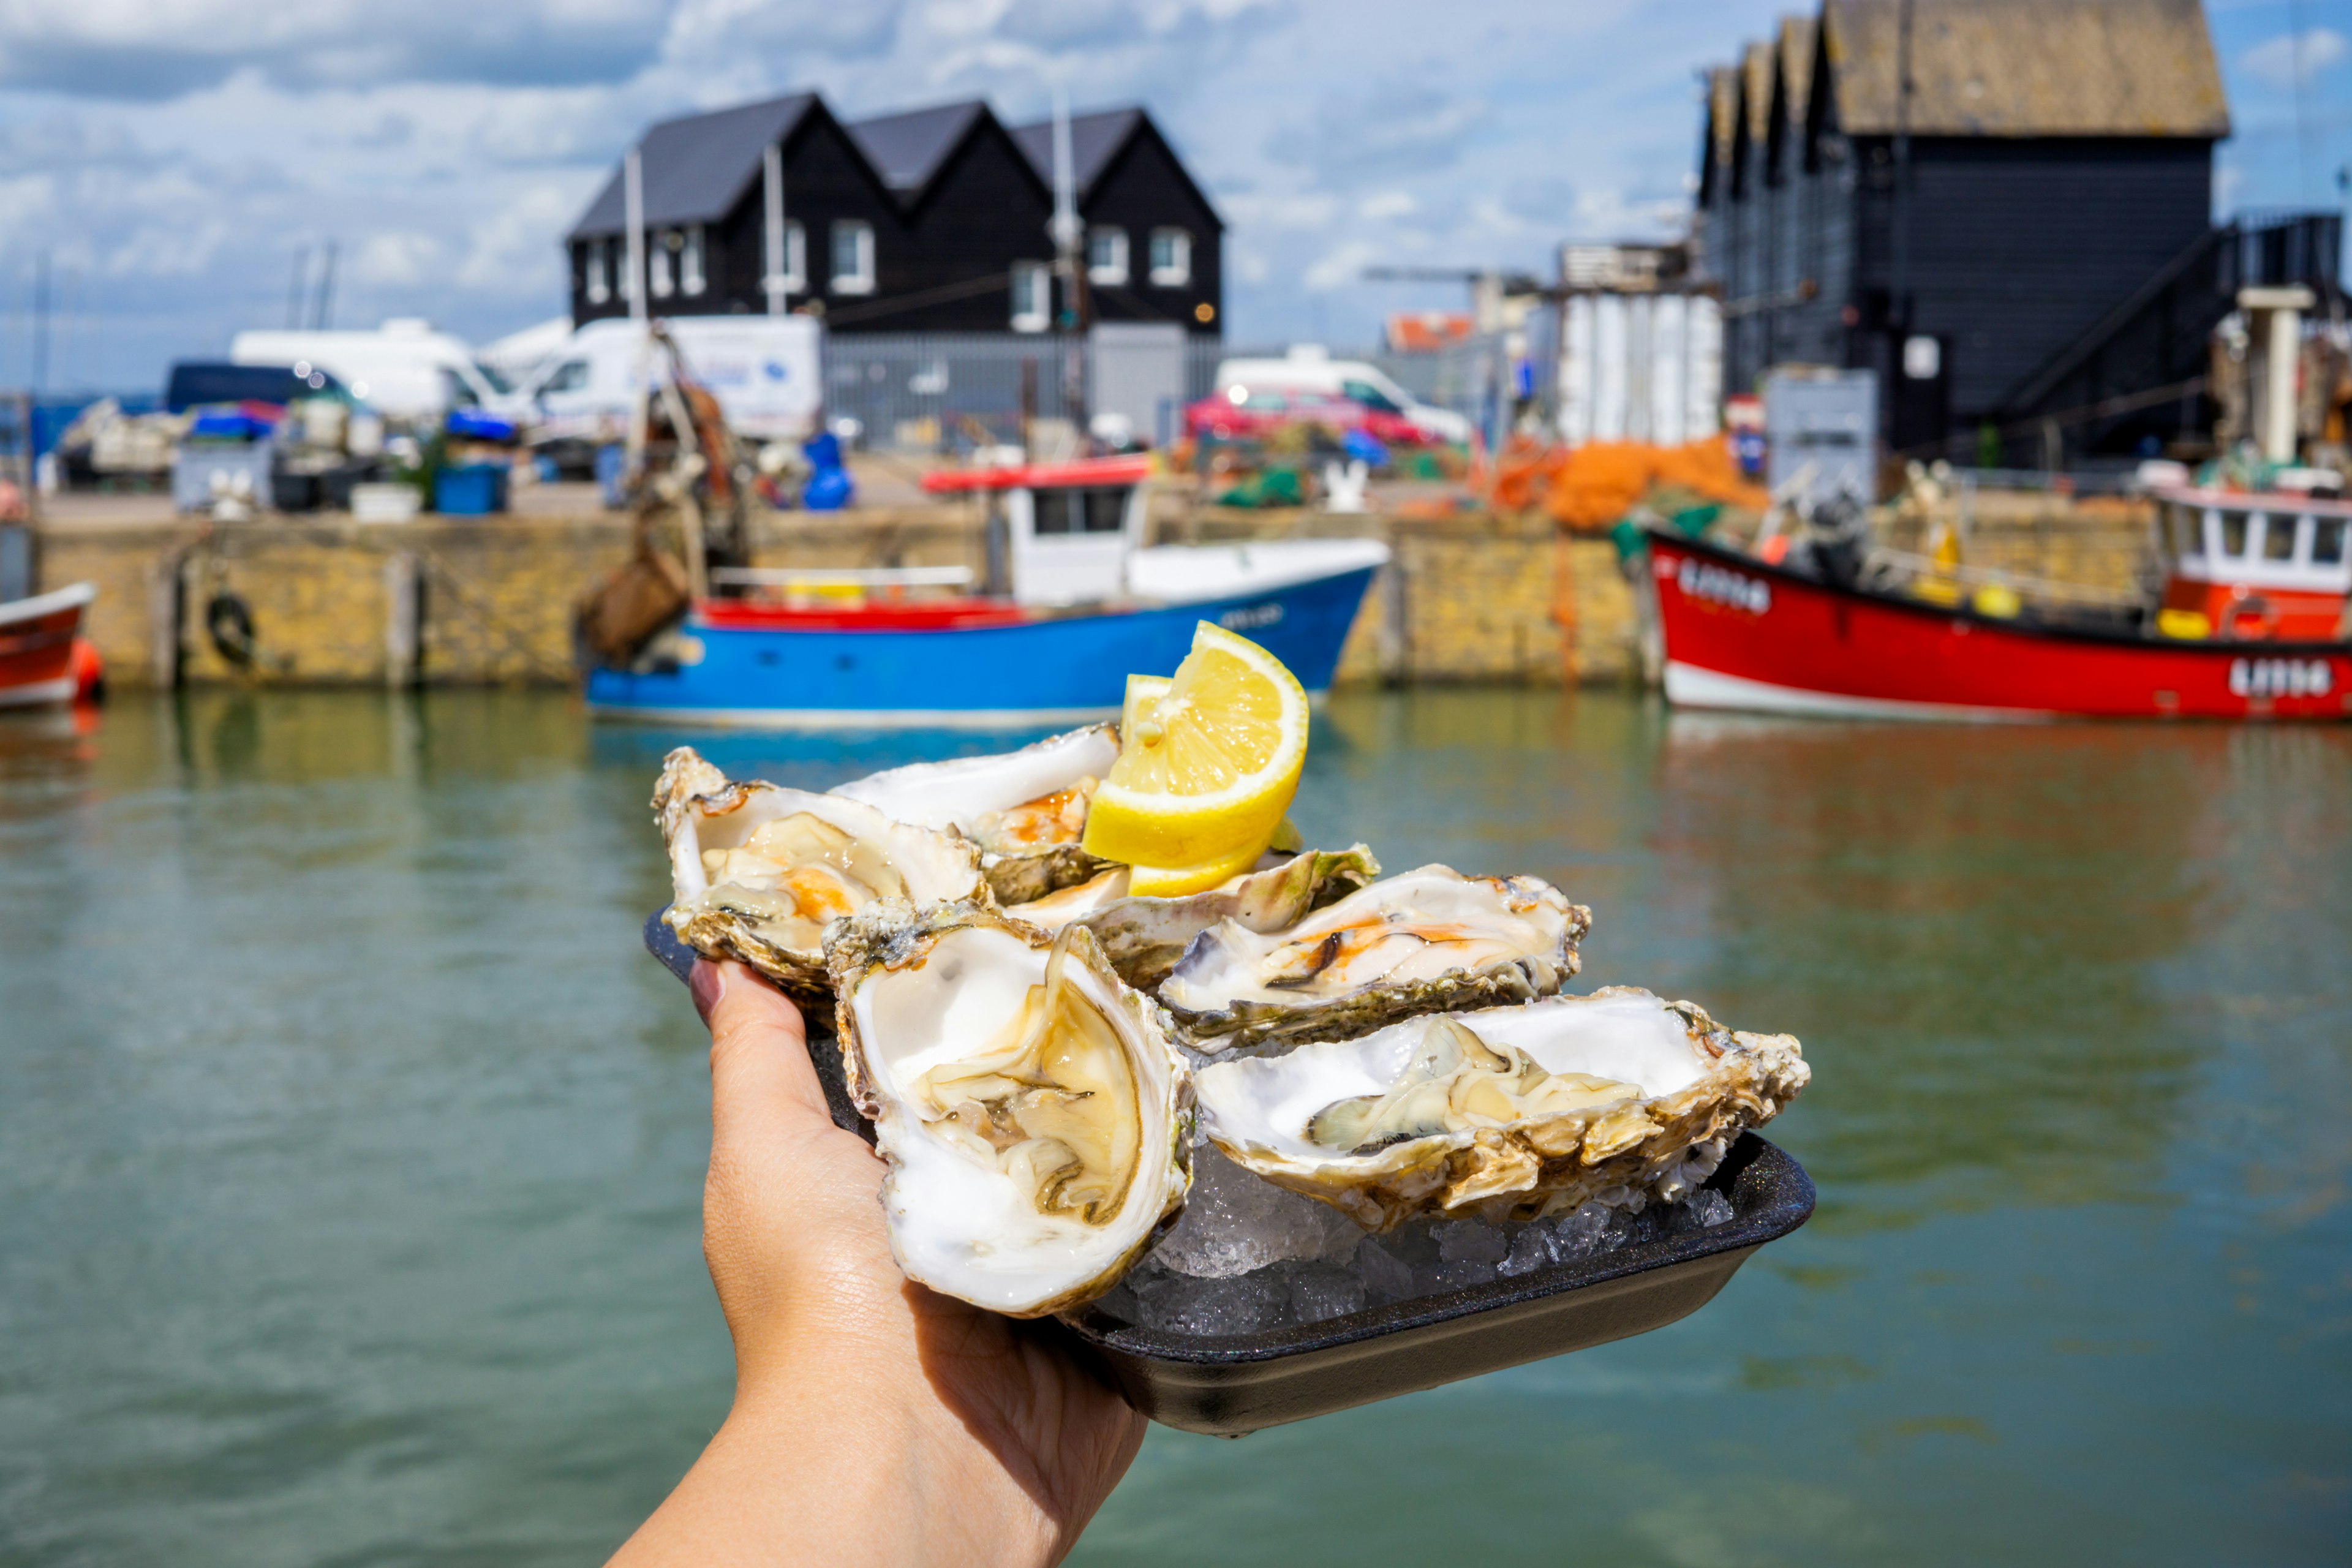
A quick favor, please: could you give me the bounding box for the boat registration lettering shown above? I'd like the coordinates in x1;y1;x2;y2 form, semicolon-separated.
2229;657;2334;699
1676;559;1771;616
1220;602;1284;632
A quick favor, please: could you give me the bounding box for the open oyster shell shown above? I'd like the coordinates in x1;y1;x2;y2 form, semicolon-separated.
1008;844;1381;989
1156;865;1592;1050
1193;988;1807;1231
656;747;989;995
829;724;1121;906
828;902;1193;1317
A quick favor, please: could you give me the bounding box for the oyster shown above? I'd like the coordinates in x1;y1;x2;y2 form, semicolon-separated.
1009;844;1381;989
656;747;988;993
830;725;1121;905
1193;988;1808;1231
829;902;1191;1316
1156;865;1591;1050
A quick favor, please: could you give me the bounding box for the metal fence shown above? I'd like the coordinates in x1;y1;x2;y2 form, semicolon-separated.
822;332;1551;452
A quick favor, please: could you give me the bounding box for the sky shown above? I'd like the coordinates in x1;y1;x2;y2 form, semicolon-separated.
0;0;2346;392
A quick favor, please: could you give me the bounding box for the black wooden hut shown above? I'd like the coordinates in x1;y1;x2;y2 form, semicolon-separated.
1006;109;1226;334
1694;0;2343;461
566;94;1221;337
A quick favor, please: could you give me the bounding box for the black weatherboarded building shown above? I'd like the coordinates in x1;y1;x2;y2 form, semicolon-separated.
1694;0;2342;461
567;94;1222;337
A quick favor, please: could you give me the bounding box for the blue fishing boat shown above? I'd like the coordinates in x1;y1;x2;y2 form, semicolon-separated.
586;456;1387;728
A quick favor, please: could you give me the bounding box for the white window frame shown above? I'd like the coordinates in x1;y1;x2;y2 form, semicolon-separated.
1087;227;1129;287
1010;260;1049;333
766;220;807;298
650;232;676;299
1148;228;1191;287
680;224;706;296
584;241;609;305
831;219;875;295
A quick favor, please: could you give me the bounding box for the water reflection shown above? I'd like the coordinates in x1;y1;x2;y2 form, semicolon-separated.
1;688;2344;1566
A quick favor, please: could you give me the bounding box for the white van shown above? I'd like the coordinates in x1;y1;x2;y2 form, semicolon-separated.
519;316;824;458
1212;345;1472;445
230;320;518;424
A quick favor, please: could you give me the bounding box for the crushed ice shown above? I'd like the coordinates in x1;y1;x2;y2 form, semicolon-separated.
1086;1150;1741;1338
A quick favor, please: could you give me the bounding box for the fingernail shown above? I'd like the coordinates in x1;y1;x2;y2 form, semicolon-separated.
690;961;727;1025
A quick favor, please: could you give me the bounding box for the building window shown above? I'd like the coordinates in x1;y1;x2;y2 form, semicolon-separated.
766;220;806;300
1148;228;1190;287
650;233;676;299
584;242;609;305
1088;227;1128;286
1010;260;1049;332
680;225;706;296
831;220;875;295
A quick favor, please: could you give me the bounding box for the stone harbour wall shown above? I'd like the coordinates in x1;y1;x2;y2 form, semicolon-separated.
24;496;1774;692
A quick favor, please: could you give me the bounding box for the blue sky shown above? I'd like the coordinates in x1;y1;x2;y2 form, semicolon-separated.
0;0;2344;391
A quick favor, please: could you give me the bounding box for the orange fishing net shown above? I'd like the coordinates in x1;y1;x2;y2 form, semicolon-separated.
1490;435;1768;532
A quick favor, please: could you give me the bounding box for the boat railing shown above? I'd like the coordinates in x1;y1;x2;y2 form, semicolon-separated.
1858;547;2149;612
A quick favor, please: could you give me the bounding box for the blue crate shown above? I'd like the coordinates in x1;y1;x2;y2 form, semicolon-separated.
433;463;510;516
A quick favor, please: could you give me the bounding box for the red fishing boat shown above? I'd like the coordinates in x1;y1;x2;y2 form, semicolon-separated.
1649;487;2351;722
0;582;100;709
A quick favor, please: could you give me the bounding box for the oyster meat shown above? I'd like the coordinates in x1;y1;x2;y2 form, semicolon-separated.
1010;844;1381;989
830;725;1121;905
829;903;1192;1316
1156;865;1591;1049
1193;988;1808;1230
657;747;988;993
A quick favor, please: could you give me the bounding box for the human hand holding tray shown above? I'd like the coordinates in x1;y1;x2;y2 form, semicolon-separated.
639;627;1814;1436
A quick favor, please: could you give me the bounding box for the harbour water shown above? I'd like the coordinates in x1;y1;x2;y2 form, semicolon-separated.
2;689;2346;1565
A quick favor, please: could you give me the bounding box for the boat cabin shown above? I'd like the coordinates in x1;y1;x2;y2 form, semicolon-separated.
922;454;1153;608
2153;487;2351;643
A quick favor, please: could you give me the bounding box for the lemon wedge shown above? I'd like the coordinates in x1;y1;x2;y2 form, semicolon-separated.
1120;673;1172;741
1082;622;1309;876
1125;841;1268;898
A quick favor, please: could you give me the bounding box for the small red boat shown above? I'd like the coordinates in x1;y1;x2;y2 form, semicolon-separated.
0;582;100;709
1650;487;2351;722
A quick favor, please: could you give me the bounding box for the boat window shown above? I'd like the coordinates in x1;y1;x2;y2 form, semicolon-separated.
2261;516;2299;562
2313;518;2346;566
1341;379;1404;414
540;360;589;395
1030;487;1132;536
2165;504;2198;558
2220;511;2248;559
1082;487;1131;533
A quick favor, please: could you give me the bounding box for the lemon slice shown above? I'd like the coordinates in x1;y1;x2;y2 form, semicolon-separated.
1120;673;1172;741
1082;622;1309;870
1126;840;1267;899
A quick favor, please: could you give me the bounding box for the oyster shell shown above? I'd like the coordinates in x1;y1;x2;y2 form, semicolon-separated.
1193;988;1807;1231
830;725;1121;905
1156;865;1592;1050
828;902;1192;1317
656;747;989;994
1009;844;1381;989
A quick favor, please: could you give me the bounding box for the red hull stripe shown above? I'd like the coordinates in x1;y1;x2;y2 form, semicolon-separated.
1650;535;2351;722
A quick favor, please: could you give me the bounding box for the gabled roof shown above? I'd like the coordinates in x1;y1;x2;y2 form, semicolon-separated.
1743;40;1776;144
1698;64;1738;202
1779;13;1817;130
1008;108;1146;200
846;99;990;195
571;92;816;239
1822;0;2230;137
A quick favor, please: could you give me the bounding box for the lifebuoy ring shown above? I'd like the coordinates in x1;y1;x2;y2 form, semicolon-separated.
206;590;257;666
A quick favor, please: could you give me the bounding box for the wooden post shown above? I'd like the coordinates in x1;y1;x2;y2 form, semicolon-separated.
384;550;420;688
1378;522;1408;685
146;552;183;688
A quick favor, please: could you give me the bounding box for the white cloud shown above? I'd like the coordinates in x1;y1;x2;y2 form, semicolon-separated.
1303;238;1381;292
1358;189;1416;220
352;231;442;288
2242;26;2348;89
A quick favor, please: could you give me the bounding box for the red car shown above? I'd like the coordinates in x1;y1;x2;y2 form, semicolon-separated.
1183;385;1423;446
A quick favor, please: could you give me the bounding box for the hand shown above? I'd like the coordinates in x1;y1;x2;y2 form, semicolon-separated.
607;960;1146;1568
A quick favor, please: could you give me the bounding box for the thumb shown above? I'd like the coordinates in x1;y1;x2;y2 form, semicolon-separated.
693;959;831;1152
